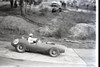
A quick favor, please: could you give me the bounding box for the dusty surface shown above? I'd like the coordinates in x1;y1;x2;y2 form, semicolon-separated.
0;41;96;67
0;41;85;64
73;49;96;66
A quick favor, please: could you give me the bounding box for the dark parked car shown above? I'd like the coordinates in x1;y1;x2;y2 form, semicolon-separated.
51;2;62;12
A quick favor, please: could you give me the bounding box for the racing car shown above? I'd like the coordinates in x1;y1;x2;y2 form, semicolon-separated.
11;37;65;57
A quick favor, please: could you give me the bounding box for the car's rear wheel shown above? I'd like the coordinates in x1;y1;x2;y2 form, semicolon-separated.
59;8;62;12
52;8;57;13
15;44;26;53
49;48;60;57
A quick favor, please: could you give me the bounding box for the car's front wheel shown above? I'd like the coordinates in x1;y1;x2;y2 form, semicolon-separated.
15;44;26;53
49;48;60;57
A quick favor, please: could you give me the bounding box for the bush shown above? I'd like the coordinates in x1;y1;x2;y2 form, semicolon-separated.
0;16;3;23
70;23;96;40
39;7;49;16
0;16;35;35
37;26;57;37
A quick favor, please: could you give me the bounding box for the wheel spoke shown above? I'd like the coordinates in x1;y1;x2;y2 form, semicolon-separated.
52;51;56;55
49;48;60;57
19;46;23;50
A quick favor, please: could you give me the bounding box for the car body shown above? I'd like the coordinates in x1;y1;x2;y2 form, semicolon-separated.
50;2;62;12
39;1;62;12
11;38;65;57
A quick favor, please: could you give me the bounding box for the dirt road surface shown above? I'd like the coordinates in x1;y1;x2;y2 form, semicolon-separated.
0;41;96;67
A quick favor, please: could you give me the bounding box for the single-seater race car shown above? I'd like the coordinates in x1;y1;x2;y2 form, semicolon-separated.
11;37;65;57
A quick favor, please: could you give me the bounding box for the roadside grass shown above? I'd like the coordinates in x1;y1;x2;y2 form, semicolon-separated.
0;4;21;16
67;4;96;11
0;4;96;38
0;4;96;49
39;37;96;49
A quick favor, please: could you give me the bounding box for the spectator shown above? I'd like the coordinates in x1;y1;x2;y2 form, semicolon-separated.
14;0;18;8
19;0;23;7
61;1;66;9
86;4;89;10
76;4;79;10
10;0;14;8
19;0;24;15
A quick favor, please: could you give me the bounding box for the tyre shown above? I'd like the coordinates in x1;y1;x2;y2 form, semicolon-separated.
15;44;26;53
49;48;60;57
52;8;57;13
59;8;62;12
11;39;19;47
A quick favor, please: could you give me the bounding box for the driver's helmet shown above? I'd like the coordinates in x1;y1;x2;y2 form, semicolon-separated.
29;33;33;37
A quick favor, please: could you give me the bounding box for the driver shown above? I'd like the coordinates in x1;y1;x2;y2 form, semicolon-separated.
28;33;38;44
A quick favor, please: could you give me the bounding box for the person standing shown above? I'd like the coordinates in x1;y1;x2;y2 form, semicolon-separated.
14;0;18;8
19;0;24;15
10;0;14;8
